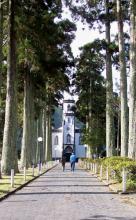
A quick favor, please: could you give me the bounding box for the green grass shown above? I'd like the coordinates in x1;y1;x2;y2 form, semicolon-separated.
0;166;47;198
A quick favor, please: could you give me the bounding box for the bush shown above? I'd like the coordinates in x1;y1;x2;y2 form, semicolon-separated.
82;157;136;185
127;179;136;191
101;157;136;182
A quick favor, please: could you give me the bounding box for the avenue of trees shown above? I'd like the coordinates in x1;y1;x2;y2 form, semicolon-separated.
0;0;136;175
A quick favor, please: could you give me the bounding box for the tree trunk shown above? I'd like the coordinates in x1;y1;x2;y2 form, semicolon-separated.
0;0;3;178
36;109;43;164
29;79;36;166
39;110;43;163
1;0;18;174
32;119;37;166
105;0;115;157
43;107;46;163
88;78;92;132
117;0;128;157
43;85;47;163
45;104;52;161
0;0;3;96
128;0;136;159
36;118;39;164
48;106;52;160
85;114;90;158
45;112;49;161
116;109;121;156
88;78;93;158
21;72;32;168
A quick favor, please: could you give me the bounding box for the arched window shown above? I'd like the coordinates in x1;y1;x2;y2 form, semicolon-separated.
54;136;59;145
68;117;71;123
67;104;71;111
67;134;71;144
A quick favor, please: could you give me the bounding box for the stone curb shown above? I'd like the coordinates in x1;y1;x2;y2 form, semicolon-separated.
0;164;58;202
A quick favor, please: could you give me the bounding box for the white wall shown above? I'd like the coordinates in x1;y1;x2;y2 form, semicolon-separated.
75;133;86;158
52;130;63;158
52;130;86;159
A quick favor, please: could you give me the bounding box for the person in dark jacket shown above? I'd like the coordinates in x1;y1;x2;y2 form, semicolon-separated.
61;154;66;171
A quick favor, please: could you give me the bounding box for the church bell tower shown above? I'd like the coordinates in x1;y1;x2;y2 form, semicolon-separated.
62;94;75;159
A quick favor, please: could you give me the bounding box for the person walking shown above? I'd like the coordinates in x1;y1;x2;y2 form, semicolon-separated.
61;154;66;171
70;152;76;172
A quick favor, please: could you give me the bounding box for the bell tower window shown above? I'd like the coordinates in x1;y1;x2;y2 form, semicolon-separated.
67;134;71;144
67;104;71;111
68;117;71;123
54;136;59;145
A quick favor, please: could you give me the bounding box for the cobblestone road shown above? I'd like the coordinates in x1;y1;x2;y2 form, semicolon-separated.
0;163;136;220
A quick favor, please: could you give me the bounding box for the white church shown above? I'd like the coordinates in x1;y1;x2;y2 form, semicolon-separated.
52;92;87;161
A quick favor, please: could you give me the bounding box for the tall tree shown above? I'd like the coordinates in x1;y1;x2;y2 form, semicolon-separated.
0;1;3;176
36;109;43;163
45;104;52;161
0;0;3;96
20;71;34;168
75;40;106;156
116;0;128;157
19;0;75;166
128;0;136;159
65;0;116;157
1;0;18;174
105;0;115;157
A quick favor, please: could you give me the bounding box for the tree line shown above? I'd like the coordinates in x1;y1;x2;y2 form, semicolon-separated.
66;0;136;159
0;0;76;175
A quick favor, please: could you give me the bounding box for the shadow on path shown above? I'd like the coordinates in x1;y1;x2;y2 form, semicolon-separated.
40;176;97;179
34;180;100;183
25;184;107;187
80;214;136;220
14;191;115;195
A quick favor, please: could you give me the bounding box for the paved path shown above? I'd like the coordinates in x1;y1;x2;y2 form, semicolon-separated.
0;163;136;220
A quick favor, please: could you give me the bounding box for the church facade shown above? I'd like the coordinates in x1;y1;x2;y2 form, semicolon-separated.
52;93;87;161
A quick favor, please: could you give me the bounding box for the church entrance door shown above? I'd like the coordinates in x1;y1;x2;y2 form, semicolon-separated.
64;146;73;162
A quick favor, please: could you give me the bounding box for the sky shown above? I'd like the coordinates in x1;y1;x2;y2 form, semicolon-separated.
71;23;100;57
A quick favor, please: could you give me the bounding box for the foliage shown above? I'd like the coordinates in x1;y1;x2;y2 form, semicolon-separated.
82;157;136;190
74;39;106;153
17;0;76;102
102;157;136;188
13;0;76;125
127;179;136;191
